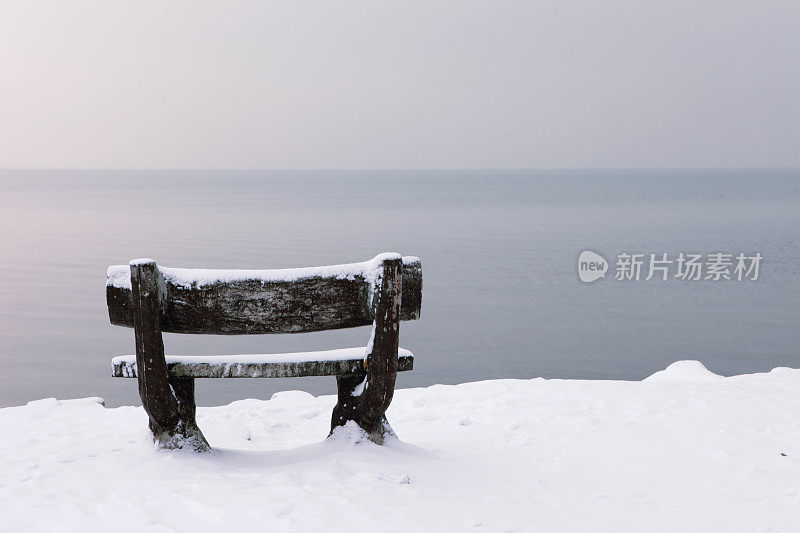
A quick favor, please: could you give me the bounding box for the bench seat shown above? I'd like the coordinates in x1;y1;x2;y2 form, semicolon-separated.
112;347;414;379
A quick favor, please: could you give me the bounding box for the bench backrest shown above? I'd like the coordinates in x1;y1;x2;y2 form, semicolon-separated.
106;253;422;334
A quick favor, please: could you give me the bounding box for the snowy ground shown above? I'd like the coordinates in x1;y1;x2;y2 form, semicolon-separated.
2;361;799;533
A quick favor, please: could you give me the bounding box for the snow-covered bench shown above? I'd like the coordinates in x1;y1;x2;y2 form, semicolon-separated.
106;253;422;451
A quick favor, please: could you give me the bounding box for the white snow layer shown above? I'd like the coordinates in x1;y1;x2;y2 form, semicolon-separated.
643;360;724;382
107;253;417;289
2;362;800;532
111;347;414;366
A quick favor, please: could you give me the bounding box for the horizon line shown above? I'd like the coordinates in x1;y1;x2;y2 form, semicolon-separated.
2;166;800;173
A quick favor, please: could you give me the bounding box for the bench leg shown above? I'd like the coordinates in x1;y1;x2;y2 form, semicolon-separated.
168;377;210;451
331;373;396;443
330;257;401;444
331;374;363;428
131;261;209;451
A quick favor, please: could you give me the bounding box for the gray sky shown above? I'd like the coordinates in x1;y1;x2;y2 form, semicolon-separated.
1;1;798;169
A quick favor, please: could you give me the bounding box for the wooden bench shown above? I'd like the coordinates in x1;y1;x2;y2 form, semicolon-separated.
106;253;422;451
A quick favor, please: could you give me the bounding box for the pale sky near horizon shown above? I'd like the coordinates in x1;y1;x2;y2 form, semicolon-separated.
1;1;798;169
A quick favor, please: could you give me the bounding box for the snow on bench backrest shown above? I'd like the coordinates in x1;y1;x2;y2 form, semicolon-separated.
106;253;422;334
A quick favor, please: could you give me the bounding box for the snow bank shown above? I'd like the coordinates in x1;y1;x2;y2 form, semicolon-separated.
107;253;417;289
643;360;724;382
2;364;800;532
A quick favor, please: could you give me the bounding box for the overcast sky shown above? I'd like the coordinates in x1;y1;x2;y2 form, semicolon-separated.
1;1;798;169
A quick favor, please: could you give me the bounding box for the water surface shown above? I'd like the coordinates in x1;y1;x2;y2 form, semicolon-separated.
1;169;798;407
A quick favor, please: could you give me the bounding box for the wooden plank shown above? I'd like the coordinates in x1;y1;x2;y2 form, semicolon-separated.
107;255;422;335
112;353;414;378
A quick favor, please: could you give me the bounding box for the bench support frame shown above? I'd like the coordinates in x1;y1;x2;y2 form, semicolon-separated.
131;260;209;451
330;257;402;444
125;256;408;450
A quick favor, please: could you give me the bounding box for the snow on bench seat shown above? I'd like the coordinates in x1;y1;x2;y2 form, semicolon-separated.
112;347;414;379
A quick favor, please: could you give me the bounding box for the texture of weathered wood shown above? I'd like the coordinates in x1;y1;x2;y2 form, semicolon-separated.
400;259;422;320
331;374;365;432
107;258;422;335
167;377;210;452
113;353;414;379
131;261;209;451
331;257;402;444
110;254;421;451
358;257;402;442
131;261;179;438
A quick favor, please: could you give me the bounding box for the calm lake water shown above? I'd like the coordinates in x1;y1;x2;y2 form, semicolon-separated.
1;169;798;407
